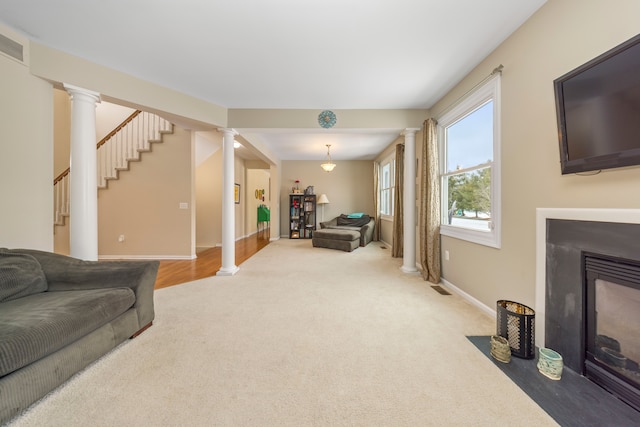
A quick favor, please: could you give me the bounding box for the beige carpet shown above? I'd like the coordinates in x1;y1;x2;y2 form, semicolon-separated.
8;240;557;426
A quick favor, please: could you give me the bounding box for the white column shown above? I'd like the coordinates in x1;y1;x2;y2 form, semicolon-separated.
217;128;239;276
401;128;420;273
64;84;101;261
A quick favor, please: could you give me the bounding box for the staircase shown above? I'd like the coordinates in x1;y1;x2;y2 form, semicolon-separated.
54;110;173;227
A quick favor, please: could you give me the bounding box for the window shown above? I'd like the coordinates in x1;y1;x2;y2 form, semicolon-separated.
380;157;395;217
438;75;501;248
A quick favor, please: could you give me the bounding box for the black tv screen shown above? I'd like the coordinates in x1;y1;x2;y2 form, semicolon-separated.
554;34;640;174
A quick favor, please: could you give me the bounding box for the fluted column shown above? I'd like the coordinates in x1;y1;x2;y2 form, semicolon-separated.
64;84;101;261
217;128;239;276
401;128;420;273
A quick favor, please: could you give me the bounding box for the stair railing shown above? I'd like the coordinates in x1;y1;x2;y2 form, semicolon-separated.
53;110;173;228
53;170;70;226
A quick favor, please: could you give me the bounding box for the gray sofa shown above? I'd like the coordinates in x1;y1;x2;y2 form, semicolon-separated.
0;248;158;424
313;214;375;251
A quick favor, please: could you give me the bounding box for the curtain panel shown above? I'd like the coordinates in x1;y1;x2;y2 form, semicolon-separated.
373;161;380;241
419;118;441;282
391;143;404;258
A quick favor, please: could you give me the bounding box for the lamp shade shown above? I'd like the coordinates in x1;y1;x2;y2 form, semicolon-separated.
317;194;330;204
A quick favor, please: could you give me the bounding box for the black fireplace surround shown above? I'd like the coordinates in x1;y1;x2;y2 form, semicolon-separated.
546;219;640;411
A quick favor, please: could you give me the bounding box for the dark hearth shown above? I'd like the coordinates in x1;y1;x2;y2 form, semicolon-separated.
545;219;640;412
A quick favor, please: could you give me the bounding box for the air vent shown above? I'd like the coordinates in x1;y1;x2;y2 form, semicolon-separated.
431;285;451;295
0;32;23;62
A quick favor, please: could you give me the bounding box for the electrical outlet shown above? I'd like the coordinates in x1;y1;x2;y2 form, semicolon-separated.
118;235;125;243
179;202;188;209
445;250;450;261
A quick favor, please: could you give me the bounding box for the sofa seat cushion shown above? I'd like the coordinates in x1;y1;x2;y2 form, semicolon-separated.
314;228;360;241
0;288;135;377
0;250;48;303
324;225;361;233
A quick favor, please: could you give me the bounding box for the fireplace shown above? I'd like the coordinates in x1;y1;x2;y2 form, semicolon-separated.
584;253;640;411
536;209;640;413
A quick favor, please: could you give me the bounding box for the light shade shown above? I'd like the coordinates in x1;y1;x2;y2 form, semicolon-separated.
317;194;330;204
320;162;336;172
320;144;336;172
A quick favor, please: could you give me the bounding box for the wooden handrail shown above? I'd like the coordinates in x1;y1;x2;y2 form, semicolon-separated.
53;110;142;184
53;167;70;185
96;110;141;149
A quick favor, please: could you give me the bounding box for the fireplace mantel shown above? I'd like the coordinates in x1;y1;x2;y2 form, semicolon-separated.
535;208;640;349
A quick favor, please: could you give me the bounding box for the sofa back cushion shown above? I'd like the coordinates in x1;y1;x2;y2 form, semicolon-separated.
336;214;371;228
0;249;48;303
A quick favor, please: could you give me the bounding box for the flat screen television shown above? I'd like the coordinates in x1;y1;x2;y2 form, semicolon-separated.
554;33;640;174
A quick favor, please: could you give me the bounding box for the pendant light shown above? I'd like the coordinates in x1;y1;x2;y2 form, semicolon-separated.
320;144;336;172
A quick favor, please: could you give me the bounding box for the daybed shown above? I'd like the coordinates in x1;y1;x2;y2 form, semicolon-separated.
0;248;158;424
313;214;375;252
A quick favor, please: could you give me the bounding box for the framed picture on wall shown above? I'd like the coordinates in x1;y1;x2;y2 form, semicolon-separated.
234;183;240;204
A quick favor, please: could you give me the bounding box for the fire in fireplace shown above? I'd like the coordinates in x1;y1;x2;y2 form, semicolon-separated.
584;253;640;412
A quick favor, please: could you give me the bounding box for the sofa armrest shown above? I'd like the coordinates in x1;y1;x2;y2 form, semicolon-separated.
360;218;376;246
16;249;158;330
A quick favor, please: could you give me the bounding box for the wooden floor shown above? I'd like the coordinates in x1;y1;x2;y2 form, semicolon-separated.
154;230;271;289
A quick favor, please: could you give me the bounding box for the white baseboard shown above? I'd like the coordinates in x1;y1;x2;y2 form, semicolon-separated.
99;254;197;260
440;278;496;318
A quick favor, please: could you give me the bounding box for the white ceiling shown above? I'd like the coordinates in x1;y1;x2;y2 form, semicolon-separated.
0;0;547;161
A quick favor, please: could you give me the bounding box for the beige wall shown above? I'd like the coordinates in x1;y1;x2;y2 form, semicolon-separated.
0;54;54;251
98;126;194;258
95;102;135;141
195;147;251;248
246;169;271;235
53;89;71;178
195;150;222;249
269;163;281;240
234;155;247;239
280;160;375;236
428;0;640;311
229;109;427;130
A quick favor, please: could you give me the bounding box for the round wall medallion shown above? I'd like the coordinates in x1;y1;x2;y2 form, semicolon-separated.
318;110;336;128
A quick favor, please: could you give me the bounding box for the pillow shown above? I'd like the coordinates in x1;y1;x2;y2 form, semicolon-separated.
347;213;364;218
0;249;48;303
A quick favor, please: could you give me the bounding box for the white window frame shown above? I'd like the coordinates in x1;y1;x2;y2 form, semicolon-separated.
379;155;395;219
438;75;501;248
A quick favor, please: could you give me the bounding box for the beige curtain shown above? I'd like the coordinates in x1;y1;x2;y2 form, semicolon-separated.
372;161;380;241
391;143;404;258
419;119;441;282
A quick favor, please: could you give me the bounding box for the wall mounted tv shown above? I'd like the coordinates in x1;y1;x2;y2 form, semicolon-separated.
554;33;640;174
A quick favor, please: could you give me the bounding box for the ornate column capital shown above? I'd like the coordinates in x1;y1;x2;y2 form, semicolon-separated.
402;127;421;136
63;83;101;104
218;128;239;137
